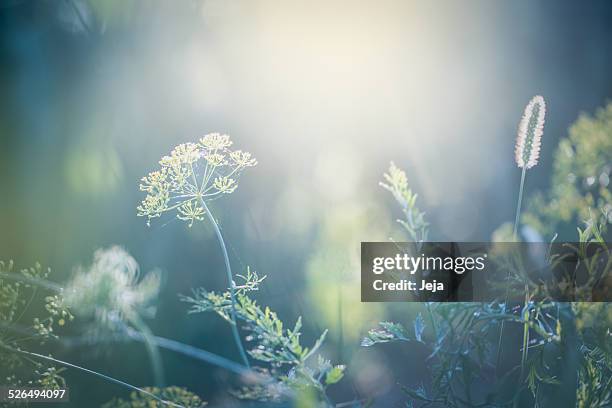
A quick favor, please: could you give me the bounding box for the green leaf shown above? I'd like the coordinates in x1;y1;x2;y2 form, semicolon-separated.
361;321;409;347
324;365;345;386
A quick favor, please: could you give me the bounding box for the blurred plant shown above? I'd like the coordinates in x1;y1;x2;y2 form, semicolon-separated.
64;247;160;326
138;133;256;368
63;246;165;386
0;254;214;408
0;260;71;389
576;353;611;408
102;386;207;408
182;269;345;405
574;301;612;408
380;162;428;243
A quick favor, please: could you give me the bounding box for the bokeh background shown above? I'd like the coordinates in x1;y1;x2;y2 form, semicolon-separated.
1;0;611;406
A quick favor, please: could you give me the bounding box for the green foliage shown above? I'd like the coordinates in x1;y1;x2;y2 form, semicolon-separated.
525;102;612;237
137;134;257;227
525;364;559;398
576;348;612;408
371;301;564;407
324;364;345;386
361;321;410;347
573;301;612;408
0;260;71;388
101;386;207;408
182;271;344;404
488;217;609;303
37;366;67;390
414;304;514;406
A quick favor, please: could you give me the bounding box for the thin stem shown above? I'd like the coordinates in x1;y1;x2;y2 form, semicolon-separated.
495;313;506;377
496;166;527;377
520;286;530;379
1;320;259;380
128;314;165;387
0;343;184;408
200;198;250;368
125;330;257;378
513;167;527;238
514;167;530;379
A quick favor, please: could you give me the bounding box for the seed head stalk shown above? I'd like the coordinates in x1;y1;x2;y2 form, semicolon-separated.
513;167;527;238
496;95;546;378
200;198;250;368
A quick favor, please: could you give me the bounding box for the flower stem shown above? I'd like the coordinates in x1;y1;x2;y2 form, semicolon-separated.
496;166;527;376
200;199;250;368
515;167;530;378
124;330;257;378
513;167;527;238
128;314;165;387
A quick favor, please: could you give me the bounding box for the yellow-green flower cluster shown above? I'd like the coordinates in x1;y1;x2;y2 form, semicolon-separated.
137;133;257;226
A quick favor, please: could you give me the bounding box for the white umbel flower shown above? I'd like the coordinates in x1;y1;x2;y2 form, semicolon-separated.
64;246;160;326
515;95;546;169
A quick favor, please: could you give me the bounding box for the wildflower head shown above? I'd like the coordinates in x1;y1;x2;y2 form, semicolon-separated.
515;95;546;169
380;162;429;242
137;133;256;227
380;162;411;208
64;247;160;327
